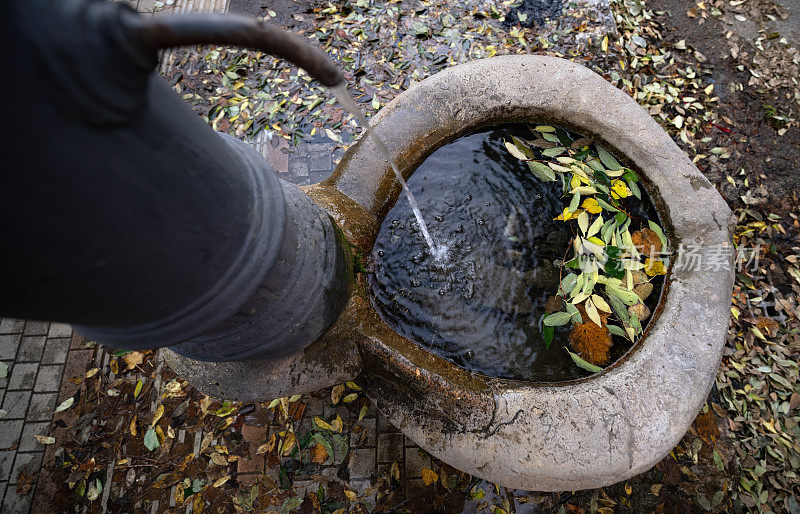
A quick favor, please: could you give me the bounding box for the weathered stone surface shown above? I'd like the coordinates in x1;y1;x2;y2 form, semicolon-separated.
329;55;734;491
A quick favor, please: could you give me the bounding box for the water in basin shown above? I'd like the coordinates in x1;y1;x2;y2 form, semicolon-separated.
370;123;664;382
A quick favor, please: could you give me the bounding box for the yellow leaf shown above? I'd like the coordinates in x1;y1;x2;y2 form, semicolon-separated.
644;258;666;276
331;384;345;404
174;483;185;506
282;432;298;456
581;198;603;214
134;379;143;398
109;359;119;375
345;381;361;391
330;415;343;433
314;417;332;430
602;35;609;52
344;489;358;501
624;482;632;495
212;476;230;488
610;179;629;199
151;404;164;427
155;425;165;445
211;452;228;466
343;393;359;403
85;368;99;378
35;435;55;445
421;467;439;486
130;415;137;436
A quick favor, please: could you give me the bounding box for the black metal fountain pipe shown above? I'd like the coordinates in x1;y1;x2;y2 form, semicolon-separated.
0;0;350;361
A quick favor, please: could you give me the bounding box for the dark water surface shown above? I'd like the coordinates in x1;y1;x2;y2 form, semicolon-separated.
370;125;589;382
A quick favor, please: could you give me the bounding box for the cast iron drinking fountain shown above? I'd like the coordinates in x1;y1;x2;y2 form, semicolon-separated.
2;0;734;491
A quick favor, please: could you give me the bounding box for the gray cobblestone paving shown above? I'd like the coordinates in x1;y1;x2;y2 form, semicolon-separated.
0;319;72;512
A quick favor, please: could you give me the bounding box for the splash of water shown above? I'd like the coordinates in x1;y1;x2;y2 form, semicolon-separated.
330;84;445;260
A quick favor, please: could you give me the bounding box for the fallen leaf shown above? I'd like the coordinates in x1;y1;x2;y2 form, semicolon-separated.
310;443;328;464
123;351;145;370
421;467;439;486
34;435;55;445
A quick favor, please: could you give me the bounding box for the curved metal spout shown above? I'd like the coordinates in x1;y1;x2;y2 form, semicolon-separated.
124;12;344;87
0;0;351;361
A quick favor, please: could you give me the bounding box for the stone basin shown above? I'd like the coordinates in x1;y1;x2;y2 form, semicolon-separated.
166;55;735;491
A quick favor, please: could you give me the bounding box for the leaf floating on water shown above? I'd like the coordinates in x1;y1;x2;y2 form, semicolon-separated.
543;311;572;326
565;349;604;373
527;161;556;181
597;146;623;170
504;141;529;161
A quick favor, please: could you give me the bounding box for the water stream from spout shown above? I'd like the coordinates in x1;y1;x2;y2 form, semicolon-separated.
331;84;445;260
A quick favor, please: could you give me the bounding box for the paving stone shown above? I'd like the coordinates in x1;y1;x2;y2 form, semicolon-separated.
27;394;58;422
1;451;15;481
0;336;20;361
289;157;309;177
0;420;24;450
262;135;289;174
47;323;73;339
377;462;404;488
348;448;376;479
0;362;11;390
0;319;25;335
22;321;49;336
2;486;33;513
16;336;46;363
404;446;430;479
34;365;63;393
0;481;6;506
8;364;38;390
41;338;70;365
10;452;43;484
353;418;376;448
376;413;400;434
1;391;31;420
237;424;266;475
18;422;50;452
377;433;404;463
308;152;332;172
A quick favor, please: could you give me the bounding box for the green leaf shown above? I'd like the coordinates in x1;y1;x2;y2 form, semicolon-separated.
112;350;133;357
535;125;556;133
528;161;556;181
565;349;604;373
559;273;577;295
512;136;535;159
648;220;668;248
542;325;554;349
54;397;74;413
542;146;566;158
543;311;572;326
607;289;631;323
281;496;304;512
595;197;619;212
607;324;626;337
606;284;641;305
144;426;160;451
597;146;622;170
626;177;641;199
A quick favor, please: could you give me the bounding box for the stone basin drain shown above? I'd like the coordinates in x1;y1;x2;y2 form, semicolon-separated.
167;55;734;491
